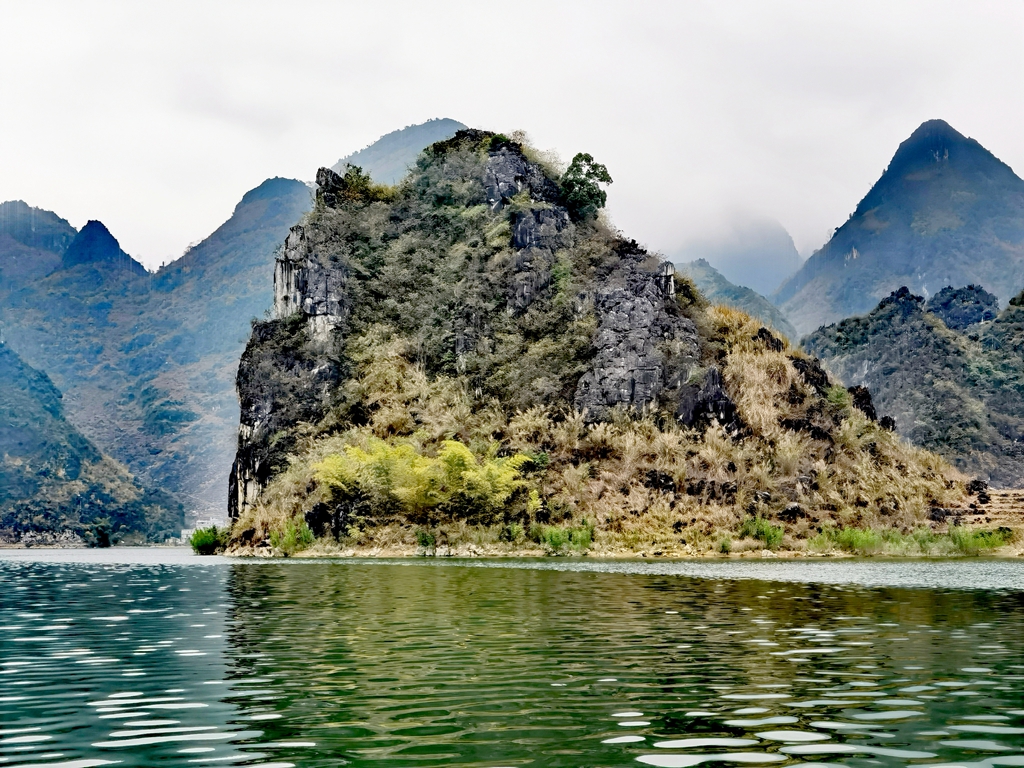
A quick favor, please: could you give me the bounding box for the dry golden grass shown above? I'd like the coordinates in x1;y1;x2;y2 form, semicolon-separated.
235;304;969;555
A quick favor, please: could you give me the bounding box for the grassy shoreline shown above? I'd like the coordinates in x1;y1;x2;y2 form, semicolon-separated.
222;519;1022;559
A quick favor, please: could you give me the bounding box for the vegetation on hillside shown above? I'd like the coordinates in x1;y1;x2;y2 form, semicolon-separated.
230;131;969;557
0;344;181;544
677;258;798;341
806;285;1024;487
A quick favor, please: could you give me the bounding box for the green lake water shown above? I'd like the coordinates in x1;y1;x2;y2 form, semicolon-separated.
1;551;1023;767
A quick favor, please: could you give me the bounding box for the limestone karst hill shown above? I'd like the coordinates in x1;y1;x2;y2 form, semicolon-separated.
229;130;966;555
775;119;1024;336
804;285;1024;486
0;342;181;544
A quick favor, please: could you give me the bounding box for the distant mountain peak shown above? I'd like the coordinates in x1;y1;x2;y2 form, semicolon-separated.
775;120;1024;334
62;220;147;274
880;118;1013;183
332;118;468;185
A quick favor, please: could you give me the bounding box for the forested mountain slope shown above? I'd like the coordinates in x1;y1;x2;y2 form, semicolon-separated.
805;286;1024;486
0;180;313;516
0;343;181;544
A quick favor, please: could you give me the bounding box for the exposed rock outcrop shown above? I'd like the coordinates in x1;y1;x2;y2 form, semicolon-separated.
925;284;999;330
574;250;699;420
231;131;698;518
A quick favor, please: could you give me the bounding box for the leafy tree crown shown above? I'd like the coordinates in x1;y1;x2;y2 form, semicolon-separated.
560;153;613;221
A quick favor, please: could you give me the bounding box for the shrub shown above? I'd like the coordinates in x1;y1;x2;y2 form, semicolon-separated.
739;516;784;550
190;525;228;555
415;528;437;552
949;526;1013;556
540;521;593;554
269;519;314;556
810;526;883;555
718;537;732;554
314;438;533;523
499;522;525;543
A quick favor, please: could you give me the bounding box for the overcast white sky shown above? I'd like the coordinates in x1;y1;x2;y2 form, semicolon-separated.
1;0;1022;270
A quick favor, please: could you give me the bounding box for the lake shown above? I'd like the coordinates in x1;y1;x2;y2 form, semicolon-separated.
1;550;1022;767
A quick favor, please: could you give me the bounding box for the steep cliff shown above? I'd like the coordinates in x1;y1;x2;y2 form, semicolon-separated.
230;130;965;554
776;120;1024;335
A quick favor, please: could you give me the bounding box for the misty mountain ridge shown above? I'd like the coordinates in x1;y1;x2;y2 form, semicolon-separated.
676;258;798;341
0;178;313;517
776;119;1024;335
671;217;803;296
331;118;467;184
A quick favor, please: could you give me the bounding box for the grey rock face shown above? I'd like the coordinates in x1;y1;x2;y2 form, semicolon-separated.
508;207;573;312
229;315;340;521
484;148;561;211
676;366;741;432
274;224;349;342
574;252;700;420
925;284;999;330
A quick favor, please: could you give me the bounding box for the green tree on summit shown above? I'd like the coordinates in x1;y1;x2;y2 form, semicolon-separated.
560;153;612;221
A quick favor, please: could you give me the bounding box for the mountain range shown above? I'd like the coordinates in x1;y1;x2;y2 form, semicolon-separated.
3;115;1024;541
804;285;1024;486
0;342;180;543
0;121;465;525
775;119;1024;336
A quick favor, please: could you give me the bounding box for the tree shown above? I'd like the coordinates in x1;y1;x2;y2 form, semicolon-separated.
560;153;613;222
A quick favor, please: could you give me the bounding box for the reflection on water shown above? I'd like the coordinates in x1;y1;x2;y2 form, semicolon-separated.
1;553;1022;767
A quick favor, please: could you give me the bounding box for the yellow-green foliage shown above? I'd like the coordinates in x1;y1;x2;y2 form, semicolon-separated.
314;437;532;523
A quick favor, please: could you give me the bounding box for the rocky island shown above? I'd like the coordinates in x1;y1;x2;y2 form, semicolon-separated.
218;129;1014;558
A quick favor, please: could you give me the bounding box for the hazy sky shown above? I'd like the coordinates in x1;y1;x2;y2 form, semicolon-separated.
2;0;1022;270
